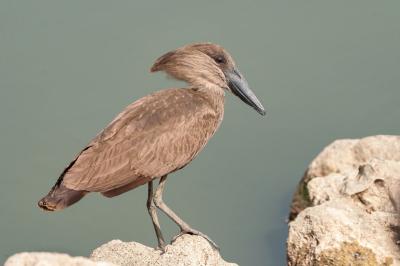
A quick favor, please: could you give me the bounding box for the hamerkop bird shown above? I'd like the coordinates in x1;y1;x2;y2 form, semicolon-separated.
38;43;265;251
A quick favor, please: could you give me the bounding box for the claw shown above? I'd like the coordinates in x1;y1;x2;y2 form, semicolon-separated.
171;230;187;243
171;229;220;251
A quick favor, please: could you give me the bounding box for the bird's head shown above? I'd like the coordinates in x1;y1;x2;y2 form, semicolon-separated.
150;43;265;116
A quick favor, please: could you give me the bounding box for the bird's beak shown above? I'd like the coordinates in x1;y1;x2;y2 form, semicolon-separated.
225;68;266;116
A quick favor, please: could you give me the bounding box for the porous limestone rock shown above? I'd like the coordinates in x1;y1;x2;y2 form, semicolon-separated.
290;135;400;220
4;252;116;266
90;234;238;266
287;158;400;265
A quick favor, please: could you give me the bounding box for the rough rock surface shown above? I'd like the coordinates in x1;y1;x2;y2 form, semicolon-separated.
289;135;400;220
90;234;238;266
4;252;117;266
287;157;400;265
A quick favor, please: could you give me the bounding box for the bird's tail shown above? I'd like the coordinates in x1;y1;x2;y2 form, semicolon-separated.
38;183;89;212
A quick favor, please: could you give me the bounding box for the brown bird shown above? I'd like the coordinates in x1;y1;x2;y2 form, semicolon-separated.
38;43;265;251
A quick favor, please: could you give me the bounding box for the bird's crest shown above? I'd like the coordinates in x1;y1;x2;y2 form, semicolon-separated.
150;43;232;89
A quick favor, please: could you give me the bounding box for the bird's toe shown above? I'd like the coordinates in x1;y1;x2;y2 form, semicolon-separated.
171;229;220;251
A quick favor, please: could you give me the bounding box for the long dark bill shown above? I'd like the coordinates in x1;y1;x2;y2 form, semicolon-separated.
225;68;266;116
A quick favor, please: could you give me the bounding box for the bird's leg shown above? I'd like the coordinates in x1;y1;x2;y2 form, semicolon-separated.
147;180;166;250
153;175;220;251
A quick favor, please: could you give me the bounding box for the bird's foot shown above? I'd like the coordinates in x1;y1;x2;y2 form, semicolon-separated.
171;228;220;251
155;244;168;255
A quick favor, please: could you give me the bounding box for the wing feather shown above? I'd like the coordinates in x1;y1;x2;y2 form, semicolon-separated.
62;88;218;192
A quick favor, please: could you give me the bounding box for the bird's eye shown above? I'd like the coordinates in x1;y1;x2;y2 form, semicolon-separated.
215;57;224;64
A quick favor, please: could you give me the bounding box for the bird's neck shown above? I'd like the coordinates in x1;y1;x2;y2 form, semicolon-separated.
197;83;225;122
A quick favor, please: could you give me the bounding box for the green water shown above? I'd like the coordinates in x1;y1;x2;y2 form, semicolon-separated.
1;1;400;265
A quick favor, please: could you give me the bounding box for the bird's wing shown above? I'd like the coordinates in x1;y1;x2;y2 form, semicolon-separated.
61;88;217;192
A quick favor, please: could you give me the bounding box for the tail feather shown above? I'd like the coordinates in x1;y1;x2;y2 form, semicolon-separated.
38;183;89;212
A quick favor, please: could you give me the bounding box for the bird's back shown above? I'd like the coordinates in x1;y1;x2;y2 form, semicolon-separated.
39;88;223;211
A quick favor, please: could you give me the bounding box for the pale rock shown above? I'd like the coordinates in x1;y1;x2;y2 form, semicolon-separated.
90;234;238;266
287;158;400;265
287;199;399;266
305;135;400;181
290;135;400;220
4;252;116;266
308;158;400;213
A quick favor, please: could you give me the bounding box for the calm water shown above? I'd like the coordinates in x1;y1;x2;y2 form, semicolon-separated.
1;2;400;265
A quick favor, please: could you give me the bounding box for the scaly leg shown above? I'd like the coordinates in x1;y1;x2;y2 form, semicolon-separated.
153;175;220;251
147;180;166;250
